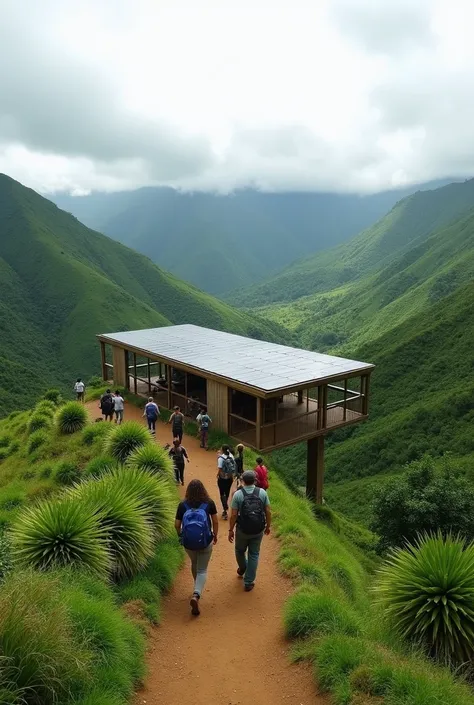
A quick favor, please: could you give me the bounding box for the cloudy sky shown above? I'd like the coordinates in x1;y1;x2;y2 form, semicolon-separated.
1;0;473;194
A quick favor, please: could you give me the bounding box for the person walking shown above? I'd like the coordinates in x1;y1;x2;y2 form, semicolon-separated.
144;397;160;435
169;406;184;443
99;389;114;421
228;470;271;592
74;378;85;402
113;390;125;424
235;444;245;488
169;438;190;485
198;409;211;449
216;444;236;520
254;457;269;490
175;479;218;616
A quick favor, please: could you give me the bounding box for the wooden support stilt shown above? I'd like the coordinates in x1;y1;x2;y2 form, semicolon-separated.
306;435;325;504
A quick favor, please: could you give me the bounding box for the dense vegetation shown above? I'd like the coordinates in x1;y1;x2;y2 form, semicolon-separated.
53;181;446;294
0;392;182;704
0;174;285;416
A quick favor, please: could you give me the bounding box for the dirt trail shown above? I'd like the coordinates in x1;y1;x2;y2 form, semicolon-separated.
87;401;324;705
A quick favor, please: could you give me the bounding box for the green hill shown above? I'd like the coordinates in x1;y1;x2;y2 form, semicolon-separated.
233;178;474;306
53;181;450;295
0;174;284;416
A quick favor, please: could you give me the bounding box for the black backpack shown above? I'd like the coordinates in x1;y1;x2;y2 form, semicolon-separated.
238;487;266;535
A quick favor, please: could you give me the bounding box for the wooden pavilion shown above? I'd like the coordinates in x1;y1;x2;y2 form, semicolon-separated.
98;324;374;503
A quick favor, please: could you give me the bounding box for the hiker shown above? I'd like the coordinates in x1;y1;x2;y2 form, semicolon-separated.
99;389;114;421
216;444;236;520
175;479;218;616
169;438;190;485
169;406;184;443
144;397;160;434
228;470;271;592
235;444;245;487
254;457;269;490
113;390;125;424
74;378;85;402
198;408;211;449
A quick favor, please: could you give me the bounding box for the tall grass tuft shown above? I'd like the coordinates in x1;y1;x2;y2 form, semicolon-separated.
73;479;155;578
82;422;112;446
375;532;474;663
12;497;110;577
27;429;49;454
104;421;151;464
35;399;57;416
83;455;117;478
43;388;62;405
126;443;174;477
284;588;361;639
28;413;52;433
54;460;81;486
57;401;88;434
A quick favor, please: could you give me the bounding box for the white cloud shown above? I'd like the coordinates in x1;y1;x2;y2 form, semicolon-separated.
0;0;473;194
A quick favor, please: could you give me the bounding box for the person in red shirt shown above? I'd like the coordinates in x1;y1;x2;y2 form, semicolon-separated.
254;458;269;490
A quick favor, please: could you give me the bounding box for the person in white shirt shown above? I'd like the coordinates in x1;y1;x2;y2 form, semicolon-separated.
74;378;85;403
113;390;125;424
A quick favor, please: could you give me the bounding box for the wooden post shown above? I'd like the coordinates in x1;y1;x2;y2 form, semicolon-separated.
343;378;348;421
166;365;172;410
297;390;304;404
306;435;325;504
125;351;130;391
322;385;328;428
317;386;323;429
100;341;107;381
362;374;370;415
256;397;262;449
133;353;137;395
147;358;151;395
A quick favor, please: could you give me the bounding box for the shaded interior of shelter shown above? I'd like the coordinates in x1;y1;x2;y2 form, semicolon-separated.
103;346;367;452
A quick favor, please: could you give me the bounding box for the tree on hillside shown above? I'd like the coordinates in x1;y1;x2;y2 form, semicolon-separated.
371;455;474;552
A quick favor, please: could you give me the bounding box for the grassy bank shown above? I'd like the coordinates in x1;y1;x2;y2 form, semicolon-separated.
0;394;183;704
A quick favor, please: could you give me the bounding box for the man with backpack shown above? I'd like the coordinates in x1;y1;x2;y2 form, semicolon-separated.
99;389;114;421
228;470;271;592
197;408;211;449
144;397;160;434
168;438;190;485
216;444;236;520
168;406;184;443
175;479;218;616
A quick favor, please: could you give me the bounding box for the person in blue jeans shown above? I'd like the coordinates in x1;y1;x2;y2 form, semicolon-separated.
228;470;271;592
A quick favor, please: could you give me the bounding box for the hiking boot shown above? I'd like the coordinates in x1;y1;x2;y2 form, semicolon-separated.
237;568;245;578
181;481;184;486
190;594;200;616
244;583;255;592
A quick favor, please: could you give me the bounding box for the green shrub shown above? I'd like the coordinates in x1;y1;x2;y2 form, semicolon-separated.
0;447;9;461
315;634;369;691
140;537;184;593
12;497;110;577
43;388;62;404
8;440;20;455
371;456;474;551
107;467;175;539
284;589;361;639
74;479;154;578
126;442;174;477
27;430;49;454
104;421;151;463
87;375;105;389
39;463;53;479
57;401;88;434
0;434;12;448
28;412;52;433
0;530;12;583
82;422;112;446
118;575;160;608
55;460;81;486
70;691;125;705
35;399;57;416
83;455;117;478
0;570;90;703
376;532;474;662
328;561;357;602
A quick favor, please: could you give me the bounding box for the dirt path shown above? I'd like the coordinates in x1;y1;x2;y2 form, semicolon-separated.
87;402;323;705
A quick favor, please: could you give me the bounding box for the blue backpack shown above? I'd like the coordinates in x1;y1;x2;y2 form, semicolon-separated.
181;503;212;550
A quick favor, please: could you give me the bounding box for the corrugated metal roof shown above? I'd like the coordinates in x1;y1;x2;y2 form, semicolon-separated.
99;325;373;393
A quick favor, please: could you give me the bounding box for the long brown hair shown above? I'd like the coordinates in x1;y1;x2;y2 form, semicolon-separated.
185;479;210;504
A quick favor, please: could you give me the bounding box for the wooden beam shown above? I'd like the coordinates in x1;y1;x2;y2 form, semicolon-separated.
147;358;151;394
343;378;348;421
362;374;370;415
166;365;172;410
322;385;328;429
297;390;304;404
133;353;137;395
100;341;107;381
256;397;262;449
306;435;325;504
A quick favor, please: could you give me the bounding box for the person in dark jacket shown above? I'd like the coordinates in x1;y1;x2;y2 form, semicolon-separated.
99;389;114;421
169;406;184;443
169;439;190;485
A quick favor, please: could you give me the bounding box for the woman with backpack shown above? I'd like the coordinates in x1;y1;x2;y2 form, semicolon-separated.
175;479;218;616
254;457;269;490
216;445;236;520
143;397;160;435
99;389;114;421
169;406;184;443
169;438;190;485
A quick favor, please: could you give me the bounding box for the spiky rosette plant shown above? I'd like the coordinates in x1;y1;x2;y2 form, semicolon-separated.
73;479;154;578
107;467;175;540
34;400;57;416
11;497;110;578
56;402;88;435
28;413;52;434
126;443;174;477
375;532;474;663
104;421;151;464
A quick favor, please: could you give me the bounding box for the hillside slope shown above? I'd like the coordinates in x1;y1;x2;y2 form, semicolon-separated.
234;178;474;306
0;174;284;415
54;181;450;295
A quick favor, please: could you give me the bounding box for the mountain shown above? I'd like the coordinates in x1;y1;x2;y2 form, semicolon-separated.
250;182;474;524
233;178;474;307
0;174;285;416
53;181;452;295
